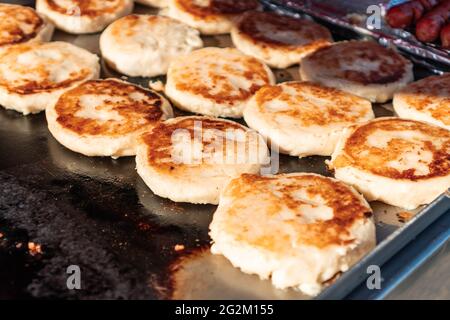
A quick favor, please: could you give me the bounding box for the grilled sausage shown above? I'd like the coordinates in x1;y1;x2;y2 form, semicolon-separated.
419;0;442;9
415;0;450;42
386;1;424;28
440;22;450;47
386;0;441;28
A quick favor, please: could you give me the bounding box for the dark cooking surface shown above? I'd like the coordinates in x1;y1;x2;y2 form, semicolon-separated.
0;2;446;300
0;108;331;299
0;110;210;299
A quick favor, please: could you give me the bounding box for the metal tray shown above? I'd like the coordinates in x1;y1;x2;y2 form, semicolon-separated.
0;3;449;300
262;0;450;71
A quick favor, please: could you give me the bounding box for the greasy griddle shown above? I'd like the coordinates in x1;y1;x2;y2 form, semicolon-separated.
0;3;448;300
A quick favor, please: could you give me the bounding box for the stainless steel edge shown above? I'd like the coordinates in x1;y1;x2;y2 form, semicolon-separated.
317;194;450;299
347;208;450;299
261;0;450;70
261;0;450;300
1;0;449;300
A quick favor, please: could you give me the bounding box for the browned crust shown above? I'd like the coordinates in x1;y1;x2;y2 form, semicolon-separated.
110;14;158;37
253;81;370;126
174;0;258;20
171;48;272;105
110;15;171;39
0;4;44;47
111;14;140;37
333;118;450;180
55;79;165;136
44;0;127;17
236;11;332;50
305;41;409;85
0;43;93;95
7;71;91;95
142;117;248;173
400;73;450;126
224;173;372;249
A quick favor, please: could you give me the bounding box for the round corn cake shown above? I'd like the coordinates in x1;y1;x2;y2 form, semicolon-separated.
393;73;450;130
165;47;275;118
165;0;259;35
209;172;376;296
46;78;173;158
136;116;269;204
0;41;100;115
328;117;450;209
231;11;332;68
300;41;414;103
244;81;374;157
36;0;133;34
0;3;54;51
100;14;202;77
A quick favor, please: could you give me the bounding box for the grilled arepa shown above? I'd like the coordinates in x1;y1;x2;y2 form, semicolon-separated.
46;78;173;157
209;173;376;296
0;3;54;51
136;116;269;204
329;117;450;209
244;81;374;157
231;11;332;69
165;47;275;118
100;14;202;77
36;0;133;34
0;41;99;115
300;41;413;103
165;0;259;35
393;73;450;131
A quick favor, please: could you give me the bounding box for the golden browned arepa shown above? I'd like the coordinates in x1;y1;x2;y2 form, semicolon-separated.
165;0;259;35
36;0;133;34
0;41;99;115
231;11;332;68
393;73;450;130
0;3;54;50
209;173;375;296
165;47;275;118
329;117;450;209
244;81;374;157
300;41;413;103
46;78;173;157
136;116;269;204
100;14;202;77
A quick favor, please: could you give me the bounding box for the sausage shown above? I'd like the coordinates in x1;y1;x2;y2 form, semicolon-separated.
386;0;441;28
211;0;259;14
415;0;450;42
440;22;450;47
419;0;442;9
386;1;425;28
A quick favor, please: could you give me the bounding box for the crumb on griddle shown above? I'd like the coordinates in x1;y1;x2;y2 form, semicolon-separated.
16;242;22;248
174;244;185;251
345;13;367;26
28;242;42;256
138;222;151;231
397;211;413;223
149;80;165;92
322;271;342;286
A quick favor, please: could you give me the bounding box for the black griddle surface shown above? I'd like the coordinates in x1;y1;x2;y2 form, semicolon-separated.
0;111;213;299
